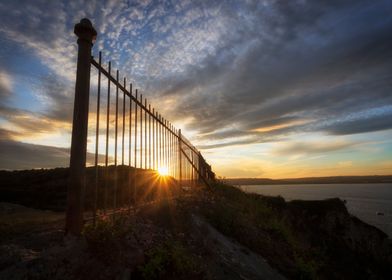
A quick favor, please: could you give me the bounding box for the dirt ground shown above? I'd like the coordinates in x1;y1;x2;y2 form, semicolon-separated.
0;201;285;280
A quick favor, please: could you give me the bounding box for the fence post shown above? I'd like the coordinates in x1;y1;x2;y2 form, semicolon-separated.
66;18;97;236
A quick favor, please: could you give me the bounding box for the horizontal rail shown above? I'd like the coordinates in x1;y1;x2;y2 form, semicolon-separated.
91;56;200;156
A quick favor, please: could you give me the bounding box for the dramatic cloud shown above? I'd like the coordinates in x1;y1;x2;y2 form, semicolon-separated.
0;129;106;170
0;0;391;176
163;0;392;144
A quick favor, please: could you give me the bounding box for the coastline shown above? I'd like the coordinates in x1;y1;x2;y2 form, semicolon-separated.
224;175;392;185
238;183;392;238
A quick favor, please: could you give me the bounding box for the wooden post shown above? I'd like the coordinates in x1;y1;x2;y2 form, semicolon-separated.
66;18;97;236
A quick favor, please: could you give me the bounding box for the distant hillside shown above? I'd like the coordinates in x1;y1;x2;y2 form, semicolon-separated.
0;166;179;211
224;175;392;185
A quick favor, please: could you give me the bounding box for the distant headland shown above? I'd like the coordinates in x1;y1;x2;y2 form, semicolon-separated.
224;175;392;185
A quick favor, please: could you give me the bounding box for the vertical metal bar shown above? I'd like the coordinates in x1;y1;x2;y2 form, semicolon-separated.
140;94;143;169
122;77;126;166
129;83;132;167
189;150;191;185
169;123;172;176
144;99;147;169
173;128;176;178
149;104;151;169
128;83;132;210
186;149;188;184
104;61;111;214
152;108;155;170
115;70;119;166
191;151;194;187
114;69;119;215
134;90;138;169
167;123;170;175
94;52;102;221
156;112;159;169
174;126;176;177
170;125;173;177
177;128;179;179
163;120;168;174
174;128;177;179
166;120;168;171
134;89;138;204
165;120;168;172
157;114;160;169
170;124;172;175
163;119;165;170
161;116;164;170
122;77;126;210
178;129;182;185
186;141;188;183
171;124;174;177
158;114;162;169
93;51;101;226
168;123;170;175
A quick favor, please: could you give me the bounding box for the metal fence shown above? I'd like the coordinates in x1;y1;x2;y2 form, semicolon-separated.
66;18;215;235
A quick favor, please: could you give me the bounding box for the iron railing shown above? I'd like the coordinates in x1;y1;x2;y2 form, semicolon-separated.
66;18;215;235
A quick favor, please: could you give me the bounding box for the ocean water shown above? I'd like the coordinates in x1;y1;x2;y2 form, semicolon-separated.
239;183;392;237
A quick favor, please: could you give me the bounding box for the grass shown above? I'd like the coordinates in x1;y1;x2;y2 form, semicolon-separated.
138;241;199;279
0;203;63;242
83;214;134;264
199;182;325;279
82;200;203;280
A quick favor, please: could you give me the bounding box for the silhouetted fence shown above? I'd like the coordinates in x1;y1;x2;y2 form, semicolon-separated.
66;18;215;235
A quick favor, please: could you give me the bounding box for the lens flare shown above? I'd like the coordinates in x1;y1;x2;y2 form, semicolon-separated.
158;166;169;176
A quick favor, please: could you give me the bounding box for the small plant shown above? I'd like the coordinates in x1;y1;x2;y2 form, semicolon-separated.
294;253;321;280
138;241;199;279
82;215;133;263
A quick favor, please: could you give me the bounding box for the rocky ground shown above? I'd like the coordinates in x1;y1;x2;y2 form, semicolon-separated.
0;196;284;280
0;183;391;279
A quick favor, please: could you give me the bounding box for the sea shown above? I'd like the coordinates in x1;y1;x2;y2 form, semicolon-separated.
238;183;392;238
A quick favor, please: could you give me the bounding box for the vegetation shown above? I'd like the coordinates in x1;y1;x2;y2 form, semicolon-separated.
138;241;198;279
81;201;203;280
199;182;392;279
83;215;134;264
1;169;391;279
0;203;63;242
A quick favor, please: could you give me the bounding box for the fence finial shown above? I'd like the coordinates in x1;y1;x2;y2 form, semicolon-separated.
74;18;97;43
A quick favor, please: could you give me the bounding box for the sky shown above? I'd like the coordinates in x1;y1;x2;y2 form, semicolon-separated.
0;0;391;178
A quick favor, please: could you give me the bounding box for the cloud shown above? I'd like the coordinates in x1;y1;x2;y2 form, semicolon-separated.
153;0;392;147
0;106;71;140
0;128;106;170
0;139;70;170
3;0;390;143
37;75;74;123
0;0;391;172
323;108;392;135
272;140;356;156
0;70;12;104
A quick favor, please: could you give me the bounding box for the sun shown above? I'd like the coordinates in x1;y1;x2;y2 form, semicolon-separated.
157;166;169;176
